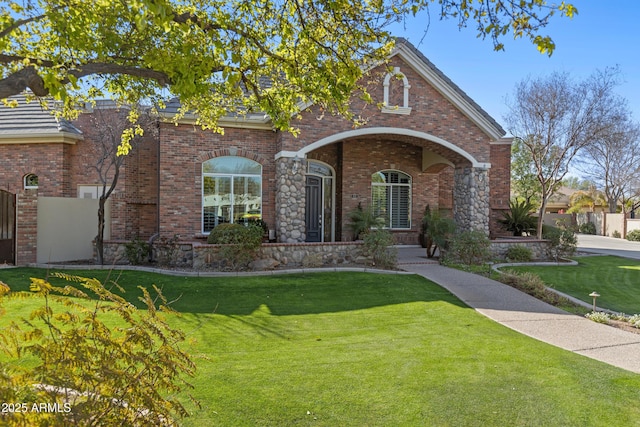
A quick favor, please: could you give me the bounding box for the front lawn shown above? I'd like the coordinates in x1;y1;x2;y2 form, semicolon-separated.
503;255;640;314
1;267;640;426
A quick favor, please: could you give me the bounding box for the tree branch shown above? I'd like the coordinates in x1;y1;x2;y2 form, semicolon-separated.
0;58;176;98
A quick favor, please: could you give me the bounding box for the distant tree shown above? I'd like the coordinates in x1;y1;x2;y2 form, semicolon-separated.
562;176;593;190
504;68;625;238
567;186;607;213
510;137;542;206
0;0;577;151
577;113;640;213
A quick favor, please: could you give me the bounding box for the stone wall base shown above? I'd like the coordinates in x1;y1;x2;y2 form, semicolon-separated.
101;240;365;270
490;238;551;261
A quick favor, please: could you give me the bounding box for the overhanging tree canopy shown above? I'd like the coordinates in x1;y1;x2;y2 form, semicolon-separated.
1;0;577;151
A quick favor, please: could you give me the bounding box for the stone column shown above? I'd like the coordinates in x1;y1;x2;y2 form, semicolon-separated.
453;166;490;234
275;156;306;243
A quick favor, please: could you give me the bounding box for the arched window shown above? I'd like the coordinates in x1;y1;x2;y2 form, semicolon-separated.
371;170;411;229
24;173;38;189
382;67;411;115
202;156;262;233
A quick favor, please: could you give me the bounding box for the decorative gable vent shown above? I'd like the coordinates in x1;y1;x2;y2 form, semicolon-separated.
382;67;412;115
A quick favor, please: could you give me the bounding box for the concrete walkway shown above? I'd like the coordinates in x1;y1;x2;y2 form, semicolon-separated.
397;246;640;374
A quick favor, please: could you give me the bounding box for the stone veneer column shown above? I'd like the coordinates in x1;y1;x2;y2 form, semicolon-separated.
275;156;306;243
453;166;490;234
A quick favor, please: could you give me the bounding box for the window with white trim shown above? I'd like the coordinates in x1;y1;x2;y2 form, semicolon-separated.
202;156;262;233
371;170;411;229
24;173;38;189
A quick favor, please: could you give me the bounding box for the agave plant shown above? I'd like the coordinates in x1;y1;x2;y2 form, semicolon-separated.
500;199;537;236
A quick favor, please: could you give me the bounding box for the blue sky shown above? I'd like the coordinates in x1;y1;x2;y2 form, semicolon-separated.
389;2;640;130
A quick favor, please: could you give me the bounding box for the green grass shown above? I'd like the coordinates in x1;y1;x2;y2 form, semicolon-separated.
2;267;640;426
503;255;640;314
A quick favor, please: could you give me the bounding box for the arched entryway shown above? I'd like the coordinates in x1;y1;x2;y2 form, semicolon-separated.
0;190;15;264
275;127;491;243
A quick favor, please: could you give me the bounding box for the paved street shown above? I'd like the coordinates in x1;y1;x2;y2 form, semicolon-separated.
577;234;640;260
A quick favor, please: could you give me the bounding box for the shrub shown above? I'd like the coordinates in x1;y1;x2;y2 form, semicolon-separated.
0;273;196;426
499;271;548;300
498;270;575;307
347;203;385;241
626;229;640;242
578;222;596;235
362;229;397;270
420;205;456;258
124;238;150;265
612;230;622;238
543;224;577;261
444;230;491;265
207;223;263;270
585;311;611;324
153;234;181;267
505;245;533;262
629;314;640;328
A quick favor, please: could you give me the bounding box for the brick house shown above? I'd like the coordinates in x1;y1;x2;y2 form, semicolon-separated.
0;39;511;265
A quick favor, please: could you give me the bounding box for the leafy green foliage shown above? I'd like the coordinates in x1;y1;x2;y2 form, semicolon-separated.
0;273;197;426
626;229;640;242
420;205;456;258
500;199;537;236
510;138;542;206
505;245;533;262
585;311;611;324
578;222;597;235
542;224;577;260
207;223;263;270
362;229;397;269
444;230;491;265
0;1;576;152
124;238;151;265
567;188;607;213
347;203;385;241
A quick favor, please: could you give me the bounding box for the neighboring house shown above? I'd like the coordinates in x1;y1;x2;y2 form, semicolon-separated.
0;39;512;265
546;186;610;214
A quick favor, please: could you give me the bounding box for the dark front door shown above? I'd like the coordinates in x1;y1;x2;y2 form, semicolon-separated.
305;176;322;242
0;190;15;264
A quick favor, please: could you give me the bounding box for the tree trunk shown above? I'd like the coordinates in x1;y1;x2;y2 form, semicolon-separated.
96;197;106;265
536;203;547;239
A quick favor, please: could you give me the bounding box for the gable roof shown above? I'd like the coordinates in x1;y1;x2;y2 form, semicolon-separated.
0;94;83;143
391;38;506;140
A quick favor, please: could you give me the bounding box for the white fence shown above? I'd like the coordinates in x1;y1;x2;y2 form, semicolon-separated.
36;197;110;263
571;211;636;238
